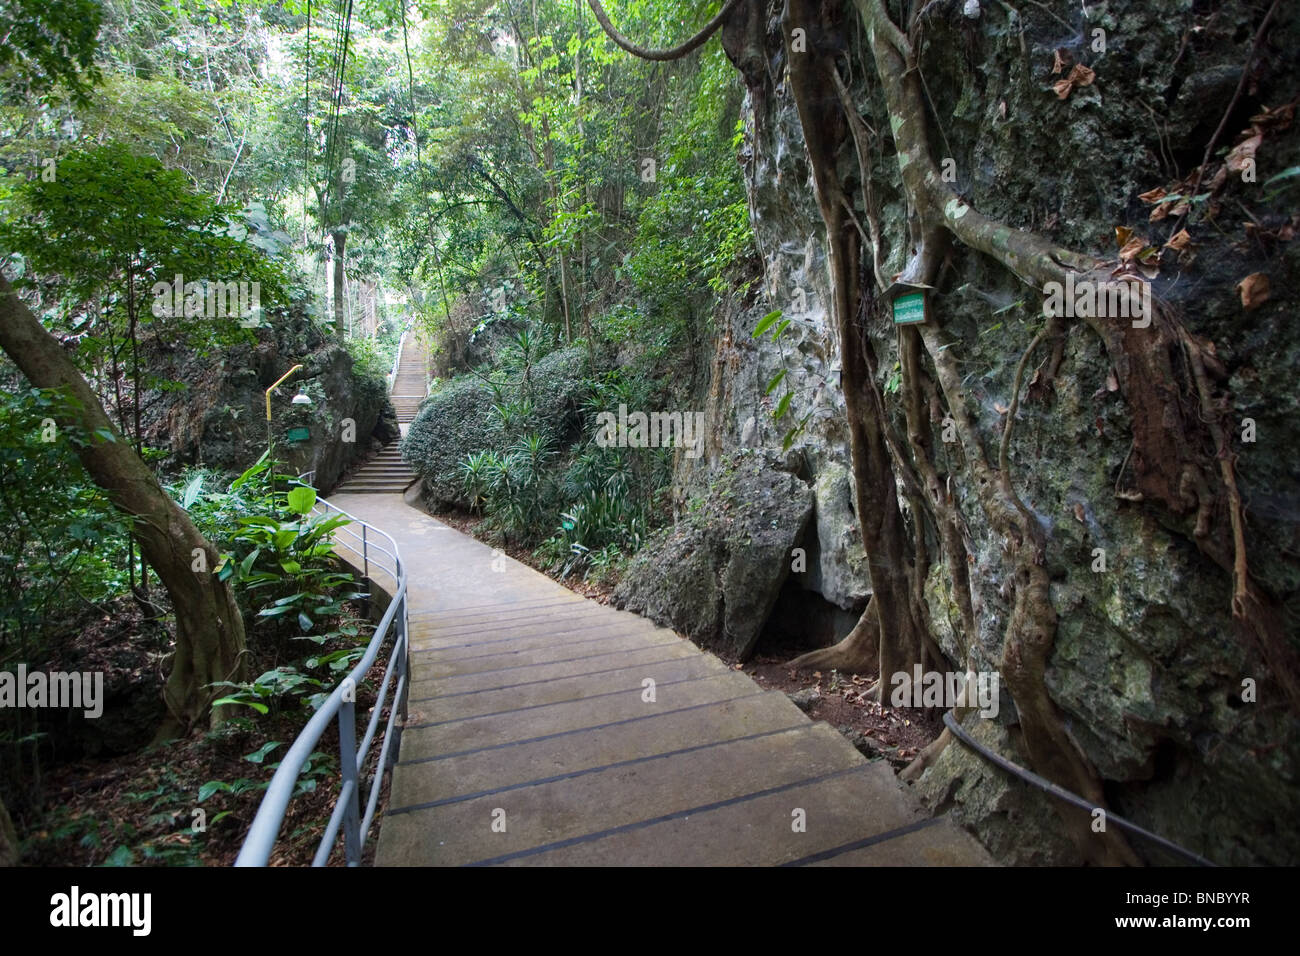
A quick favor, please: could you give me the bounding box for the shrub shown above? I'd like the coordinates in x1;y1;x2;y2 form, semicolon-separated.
403;345;589;509
400;375;502;508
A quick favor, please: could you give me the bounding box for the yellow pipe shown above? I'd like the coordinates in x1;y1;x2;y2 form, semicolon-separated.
265;364;304;421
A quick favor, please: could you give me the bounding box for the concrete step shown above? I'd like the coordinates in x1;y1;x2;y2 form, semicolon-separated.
332;481;413;489
389;692;808;810
405;654;732;725
408;603;634;643
409;617;659;658
411;629;682;681
408;640;702;699
379;717;853;866
805;816;997;866
400;671;761;761
505;744;940;866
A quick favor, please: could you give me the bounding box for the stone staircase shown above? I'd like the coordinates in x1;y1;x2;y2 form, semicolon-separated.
333;335;427;494
389;335;428;425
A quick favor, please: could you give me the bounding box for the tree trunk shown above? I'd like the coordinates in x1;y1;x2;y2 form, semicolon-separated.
0;274;247;736
332;229;347;341
0;792;17;866
781;0;929;693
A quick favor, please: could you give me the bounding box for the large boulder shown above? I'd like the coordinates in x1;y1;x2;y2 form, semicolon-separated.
614;452;814;660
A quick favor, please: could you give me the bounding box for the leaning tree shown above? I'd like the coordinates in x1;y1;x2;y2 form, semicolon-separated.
0;275;248;737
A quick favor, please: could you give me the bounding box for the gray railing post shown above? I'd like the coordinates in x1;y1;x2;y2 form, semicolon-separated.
397;594;409;723
363;523;369;581
338;700;362;866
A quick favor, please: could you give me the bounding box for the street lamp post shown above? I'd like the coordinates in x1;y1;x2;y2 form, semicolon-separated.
265;364;312;497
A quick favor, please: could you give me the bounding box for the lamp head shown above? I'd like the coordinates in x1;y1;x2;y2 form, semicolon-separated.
291;390;312;406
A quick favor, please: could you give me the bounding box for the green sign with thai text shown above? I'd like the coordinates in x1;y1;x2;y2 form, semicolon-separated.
892;291;928;325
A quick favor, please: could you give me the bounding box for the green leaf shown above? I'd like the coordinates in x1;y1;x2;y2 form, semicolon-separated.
764;369;788;396
752;309;782;338
182;473;204;508
198;780;231;802
212;696;268;715
772;391;793;421
297;611;314;632
243;741;282;764
772;318;792;339
286;486;316;515
102;846;135;867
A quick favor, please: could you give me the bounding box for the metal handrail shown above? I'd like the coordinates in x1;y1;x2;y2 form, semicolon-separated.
234;470;409;867
386;329;407;392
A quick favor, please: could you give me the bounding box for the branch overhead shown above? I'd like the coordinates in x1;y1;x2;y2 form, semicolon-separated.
586;0;744;61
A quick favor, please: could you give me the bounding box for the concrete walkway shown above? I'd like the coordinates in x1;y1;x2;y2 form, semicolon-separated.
330;493;993;867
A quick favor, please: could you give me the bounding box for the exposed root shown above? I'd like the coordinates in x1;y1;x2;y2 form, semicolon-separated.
790;598;880;675
900;726;952;783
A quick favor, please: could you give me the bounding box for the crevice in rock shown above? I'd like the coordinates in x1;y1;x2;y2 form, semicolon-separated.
754;576;864;660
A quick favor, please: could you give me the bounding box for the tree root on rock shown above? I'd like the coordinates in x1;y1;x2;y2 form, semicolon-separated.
790;597;880;675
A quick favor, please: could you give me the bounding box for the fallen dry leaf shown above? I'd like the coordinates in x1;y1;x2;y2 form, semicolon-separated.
1249;98;1297;133
1051;48;1071;75
1118;236;1146;261
1164;228;1193;251
1225;131;1263;173
1106;370;1119;392
994;401;1009;414
1137;187;1167;204
1245;220;1296;244
1073;503;1086;523
1115;225;1134;247
1053;78;1074;100
1068;64;1096;87
1236;272;1270;310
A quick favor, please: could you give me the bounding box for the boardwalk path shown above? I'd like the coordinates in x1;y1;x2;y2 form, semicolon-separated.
327;493;993;866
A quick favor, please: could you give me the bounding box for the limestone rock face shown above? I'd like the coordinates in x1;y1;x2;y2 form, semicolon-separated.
614;453;814;661
680;0;1300;864
804;462;870;611
142;302;393;490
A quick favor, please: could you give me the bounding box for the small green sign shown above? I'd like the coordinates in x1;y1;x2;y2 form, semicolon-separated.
892;291;928;325
286;426;311;444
